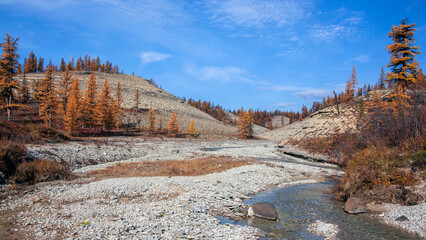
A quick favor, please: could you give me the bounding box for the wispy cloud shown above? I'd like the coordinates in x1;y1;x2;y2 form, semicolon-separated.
309;8;363;43
260;85;333;100
267;102;297;109
139;52;171;64
351;54;370;63
294;89;331;99
186;65;268;85
204;0;313;28
309;24;356;43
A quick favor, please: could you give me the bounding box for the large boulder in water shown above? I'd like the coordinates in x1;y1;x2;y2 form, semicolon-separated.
247;202;277;220
344;197;366;214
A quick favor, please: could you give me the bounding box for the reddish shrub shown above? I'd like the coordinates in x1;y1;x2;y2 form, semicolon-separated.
0;139;28;182
14;160;72;184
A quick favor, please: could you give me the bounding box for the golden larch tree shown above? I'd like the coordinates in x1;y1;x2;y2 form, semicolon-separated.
148;107;156;132
386;19;422;90
157;116;163;131
18;73;30;103
345;65;358;102
238;110;254;138
81;73;98;133
134;90;140;110
188;119;198;136
65;77;81;134
115;81;123;128
58;68;73;117
38;67;62;127
167;112;181;136
0;33;22;121
96;79;116;132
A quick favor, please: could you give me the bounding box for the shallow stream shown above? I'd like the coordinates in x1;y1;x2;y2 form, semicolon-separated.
218;182;421;240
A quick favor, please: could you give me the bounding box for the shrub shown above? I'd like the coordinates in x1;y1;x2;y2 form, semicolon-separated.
338;146;421;205
14;160;72;184
0;139;28;182
0;120;70;143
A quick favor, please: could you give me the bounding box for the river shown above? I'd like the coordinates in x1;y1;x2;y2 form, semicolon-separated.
218;181;421;239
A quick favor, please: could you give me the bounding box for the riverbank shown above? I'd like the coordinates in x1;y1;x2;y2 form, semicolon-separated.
1;138;341;239
1;138;423;239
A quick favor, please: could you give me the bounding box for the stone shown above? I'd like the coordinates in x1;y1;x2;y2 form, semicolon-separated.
395;215;409;221
344;197;366;214
247;202;278;220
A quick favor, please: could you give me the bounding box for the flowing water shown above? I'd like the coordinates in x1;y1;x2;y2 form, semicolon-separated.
218;182;421;240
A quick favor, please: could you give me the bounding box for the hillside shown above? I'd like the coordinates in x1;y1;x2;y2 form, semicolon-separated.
20;72;241;138
259;101;359;142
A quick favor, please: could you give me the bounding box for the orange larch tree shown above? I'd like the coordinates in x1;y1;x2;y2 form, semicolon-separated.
96;79;116;132
386;19;422;90
0;34;25;121
18;73;30;103
58;68;73;117
65;77;81;134
167;112;181;136
238;110;253;138
134;90;140;110
115;81;123;128
148;107;156;132
81;73;98;133
188;119;198;136
156;116;163;131
38;67;62;127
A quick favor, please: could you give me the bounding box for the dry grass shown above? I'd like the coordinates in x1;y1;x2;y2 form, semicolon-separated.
87;157;253;180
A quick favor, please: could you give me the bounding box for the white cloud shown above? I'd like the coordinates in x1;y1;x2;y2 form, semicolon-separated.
268;102;297;109
294;89;331;99
310;24;355;43
139;52;171;64
186;65;268;85
260;84;332;100
204;0;313;28
351;54;370;63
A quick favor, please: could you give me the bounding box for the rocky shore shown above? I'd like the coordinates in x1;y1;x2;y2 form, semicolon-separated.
1;139;341;239
1;138;424;239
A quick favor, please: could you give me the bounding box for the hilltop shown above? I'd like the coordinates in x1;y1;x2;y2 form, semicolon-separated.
20;72;241;138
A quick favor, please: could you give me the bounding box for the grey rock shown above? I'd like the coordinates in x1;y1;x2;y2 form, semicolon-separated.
247;202;278;220
344;197;366;214
395;215;409;221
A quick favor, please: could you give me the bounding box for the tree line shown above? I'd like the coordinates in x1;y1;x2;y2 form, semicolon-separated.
0;34;200;137
19;52;121;74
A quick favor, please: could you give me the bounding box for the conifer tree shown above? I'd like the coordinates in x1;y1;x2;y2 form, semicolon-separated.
115;82;123;127
38;67;62;127
238;110;253;138
59;58;66;72
148;107;156;132
386;19;422;90
345;65;358;101
157;116;163;131
167;112;181;136
24;51;37;73
134;90;140;110
37;58;44;73
81;73;98;133
0;34;22;121
96;79;116;132
65;77;81;134
18;73;30;103
58;68;72;116
379;67;385;89
188;119;198;136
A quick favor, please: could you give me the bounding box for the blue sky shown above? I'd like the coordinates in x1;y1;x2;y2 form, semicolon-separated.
1;0;425;112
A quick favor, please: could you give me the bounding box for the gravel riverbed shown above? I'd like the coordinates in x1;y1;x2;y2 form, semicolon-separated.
1;138;423;239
